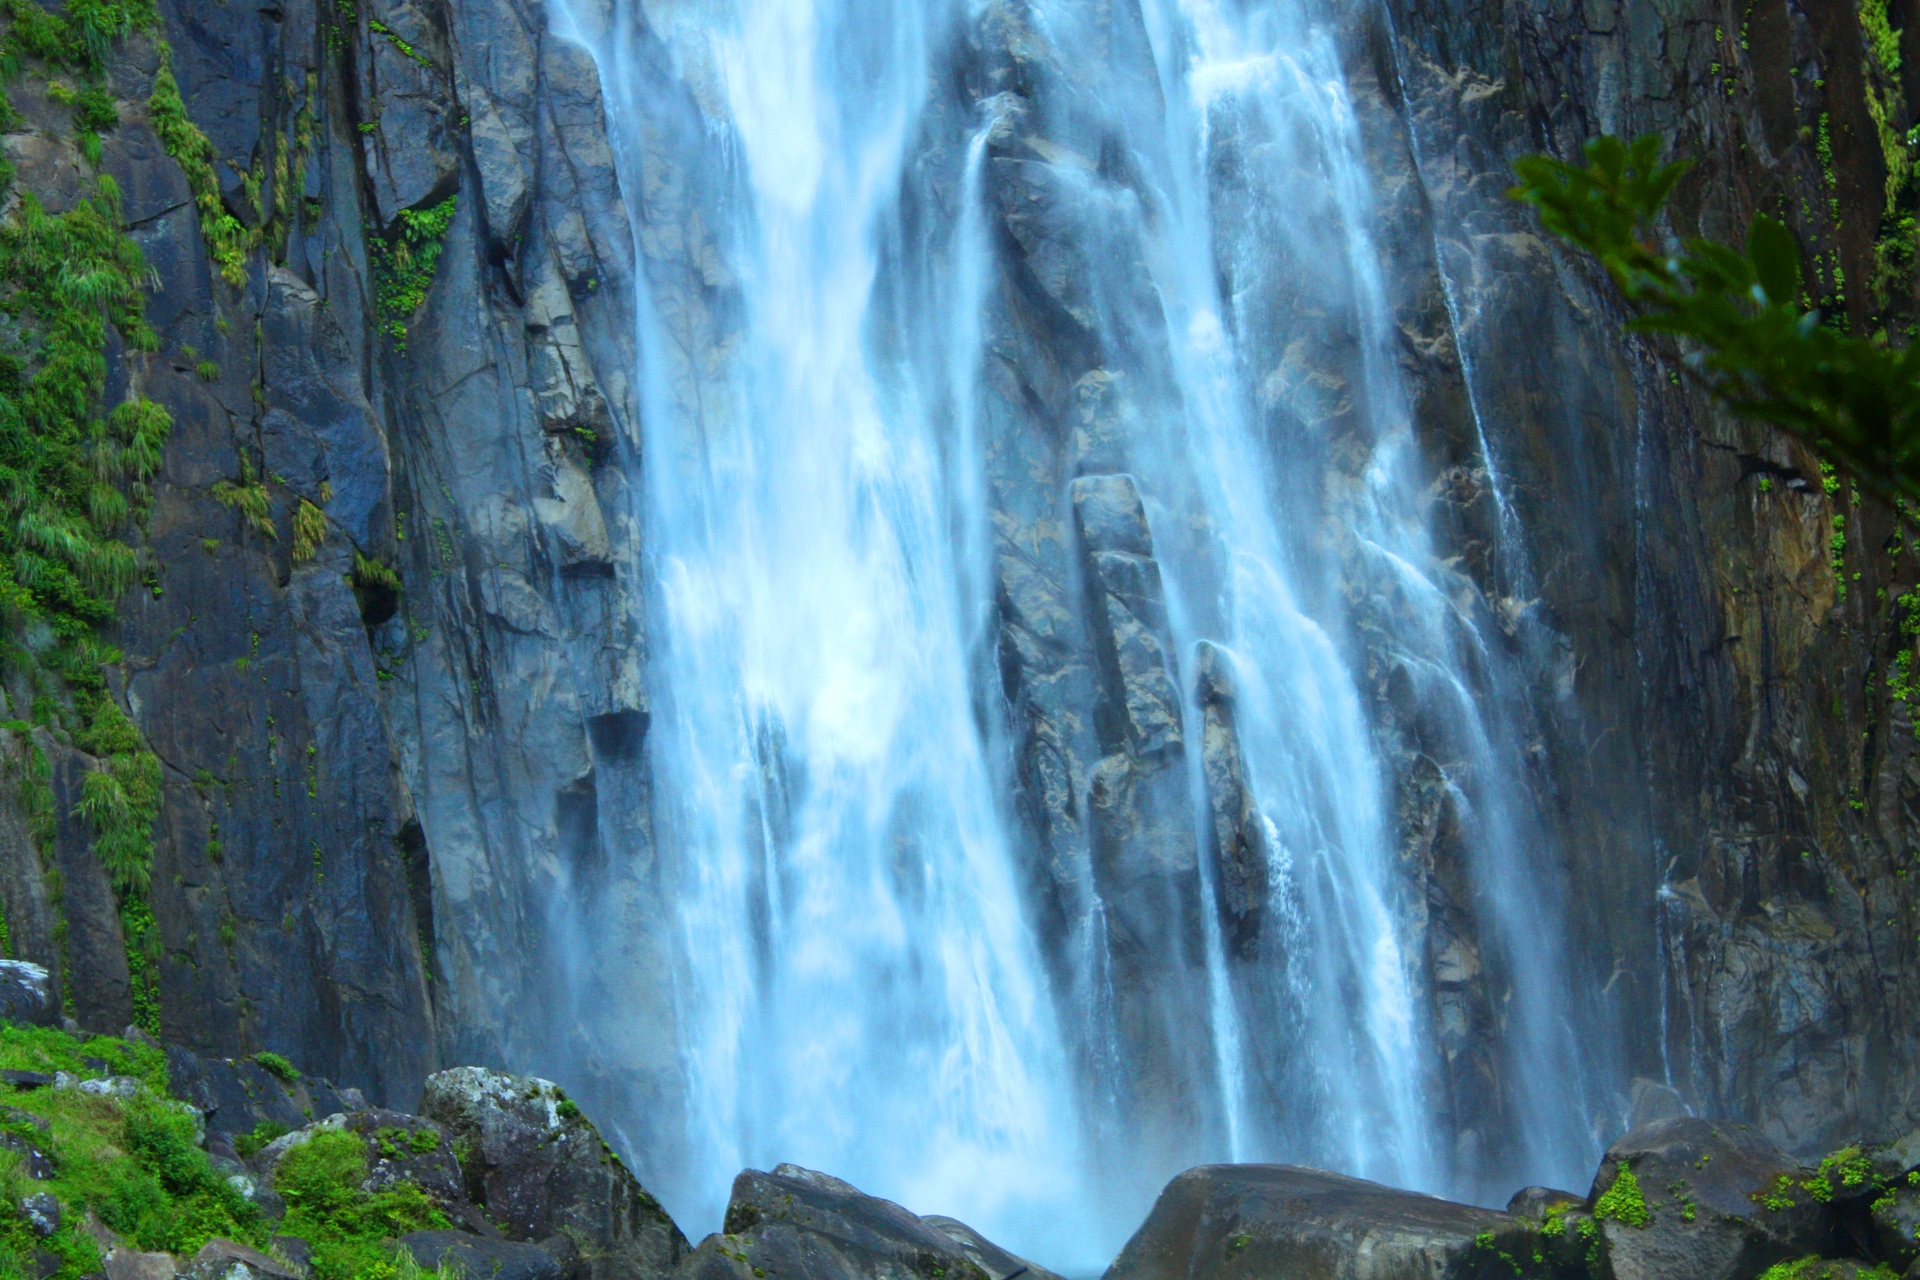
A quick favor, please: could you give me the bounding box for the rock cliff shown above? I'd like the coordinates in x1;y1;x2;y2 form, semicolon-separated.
0;0;1915;1228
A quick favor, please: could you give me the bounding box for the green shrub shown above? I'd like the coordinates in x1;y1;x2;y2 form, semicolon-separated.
253;1051;300;1083
1511;134;1920;504
233;1120;290;1160
276;1130;448;1280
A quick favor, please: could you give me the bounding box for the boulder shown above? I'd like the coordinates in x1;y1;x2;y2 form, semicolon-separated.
398;1231;562;1280
419;1067;687;1280
1589;1118;1826;1280
1102;1164;1528;1280
102;1251;176;1280
675;1165;993;1280
921;1215;1064;1280
19;1192;60;1237
342;1110;463;1204
0;961;56;1026
185;1239;302;1280
0;1121;57;1180
164;1046;358;1151
1864;1141;1920;1272
1505;1187;1584;1220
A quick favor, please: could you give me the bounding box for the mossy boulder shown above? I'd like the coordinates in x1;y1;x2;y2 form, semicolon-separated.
1589;1119;1827;1280
418;1067;686;1280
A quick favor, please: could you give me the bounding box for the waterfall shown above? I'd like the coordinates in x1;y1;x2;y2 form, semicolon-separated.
551;0;1602;1264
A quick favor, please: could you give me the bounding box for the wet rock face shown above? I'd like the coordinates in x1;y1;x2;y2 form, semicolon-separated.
0;0;659;1114
1103;1164;1528;1280
1380;0;1920;1158
419;1067;688;1280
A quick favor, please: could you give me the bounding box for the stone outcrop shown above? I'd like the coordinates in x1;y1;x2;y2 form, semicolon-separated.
419;1067;689;1280
1588;1119;1827;1280
1102;1164;1531;1280
675;1165;1045;1280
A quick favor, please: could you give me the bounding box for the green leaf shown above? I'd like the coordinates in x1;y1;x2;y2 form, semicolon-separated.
1746;215;1801;308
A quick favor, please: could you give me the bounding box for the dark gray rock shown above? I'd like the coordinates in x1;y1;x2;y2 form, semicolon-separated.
920;1216;1063;1280
0;1129;57;1180
186;1239;302;1280
1103;1164;1527;1280
675;1165;989;1280
164;1045;355;1147
420;1067;687;1280
1589;1118;1826;1280
399;1233;560;1280
19;1192;60;1237
341;1109;462;1205
1505;1187;1583;1221
0;961;56;1028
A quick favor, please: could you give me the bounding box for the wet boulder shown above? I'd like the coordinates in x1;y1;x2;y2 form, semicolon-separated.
921;1215;1062;1280
420;1067;687;1280
1866;1130;1920;1269
1589;1118;1826;1280
399;1231;564;1280
675;1165;1013;1280
1103;1164;1529;1280
184;1238;304;1280
0;961;56;1026
164;1045;362;1155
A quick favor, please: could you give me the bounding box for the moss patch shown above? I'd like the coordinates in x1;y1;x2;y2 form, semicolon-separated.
1594;1164;1652;1227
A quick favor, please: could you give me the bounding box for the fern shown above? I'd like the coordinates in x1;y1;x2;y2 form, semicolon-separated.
211;476;275;540
291;498;326;563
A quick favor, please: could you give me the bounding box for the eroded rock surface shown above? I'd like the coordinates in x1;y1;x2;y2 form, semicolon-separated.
420;1067;688;1280
1103;1164;1530;1280
677;1165;1032;1280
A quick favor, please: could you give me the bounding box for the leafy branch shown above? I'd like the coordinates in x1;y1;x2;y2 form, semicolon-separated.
1510;134;1920;504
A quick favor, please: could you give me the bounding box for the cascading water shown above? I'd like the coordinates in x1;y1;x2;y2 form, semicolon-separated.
553;0;1603;1265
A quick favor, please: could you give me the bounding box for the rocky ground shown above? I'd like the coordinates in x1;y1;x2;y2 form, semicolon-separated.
0;959;1915;1280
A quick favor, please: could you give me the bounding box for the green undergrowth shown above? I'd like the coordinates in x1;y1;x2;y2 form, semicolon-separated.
145;52;247;287
1857;0;1920;310
0;1023;262;1280
0;1024;460;1280
275;1129;448;1280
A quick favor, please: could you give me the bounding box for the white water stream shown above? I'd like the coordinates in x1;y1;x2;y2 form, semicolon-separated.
557;0;1597;1266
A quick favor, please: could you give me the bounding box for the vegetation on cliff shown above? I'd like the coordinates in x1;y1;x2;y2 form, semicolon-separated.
0;0;179;1033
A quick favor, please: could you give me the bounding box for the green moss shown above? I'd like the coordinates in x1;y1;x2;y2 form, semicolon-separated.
1761;1259;1902;1280
1754;1174;1801;1212
232;1120;289;1160
146;51;249;286
370;195;456;350
0;1;176;1023
1595;1164;1652;1227
366;19;431;70
292;497;326;563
